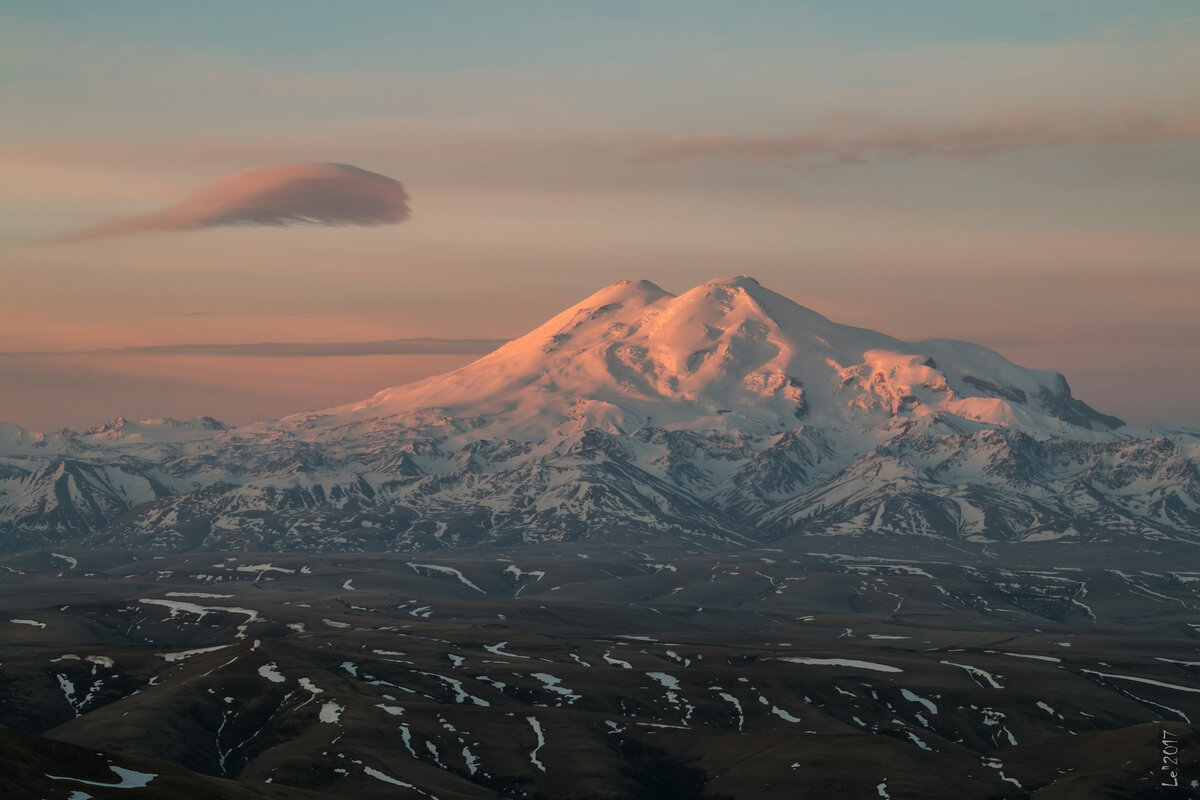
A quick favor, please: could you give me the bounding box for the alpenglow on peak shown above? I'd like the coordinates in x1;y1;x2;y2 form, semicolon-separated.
327;275;1121;440
7;276;1197;554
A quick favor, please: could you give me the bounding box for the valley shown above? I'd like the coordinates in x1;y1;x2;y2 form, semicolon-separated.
2;541;1197;798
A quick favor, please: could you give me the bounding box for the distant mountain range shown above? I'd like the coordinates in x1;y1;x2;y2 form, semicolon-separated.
3;276;1198;552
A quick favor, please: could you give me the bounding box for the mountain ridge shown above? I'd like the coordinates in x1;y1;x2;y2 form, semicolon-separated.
287;275;1125;442
1;276;1197;552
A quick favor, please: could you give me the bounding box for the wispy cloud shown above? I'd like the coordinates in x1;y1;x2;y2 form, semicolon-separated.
646;109;1200;164
59;162;409;242
2;338;506;358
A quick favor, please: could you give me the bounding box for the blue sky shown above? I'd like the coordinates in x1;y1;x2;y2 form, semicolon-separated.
6;2;1196;134
9;2;1194;56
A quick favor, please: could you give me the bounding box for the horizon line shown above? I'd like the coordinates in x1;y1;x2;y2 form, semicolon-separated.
0;337;511;359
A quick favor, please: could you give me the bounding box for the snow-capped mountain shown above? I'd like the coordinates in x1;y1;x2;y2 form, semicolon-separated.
2;277;1198;552
306;275;1124;439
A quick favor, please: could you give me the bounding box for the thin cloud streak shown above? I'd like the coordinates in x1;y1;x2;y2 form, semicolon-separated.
2;338;507;358
59;162;409;242
646;109;1200;164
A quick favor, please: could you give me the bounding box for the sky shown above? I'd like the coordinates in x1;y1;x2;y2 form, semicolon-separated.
2;2;1198;431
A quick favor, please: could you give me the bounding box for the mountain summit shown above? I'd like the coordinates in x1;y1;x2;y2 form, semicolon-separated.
306;276;1121;441
1;277;1196;552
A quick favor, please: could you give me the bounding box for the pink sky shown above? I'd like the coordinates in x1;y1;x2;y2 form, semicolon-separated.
2;5;1198;430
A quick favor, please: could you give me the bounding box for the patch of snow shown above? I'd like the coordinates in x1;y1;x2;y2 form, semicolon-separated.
531;672;581;703
46;766;157;789
998;651;1061;663
647;671;682;691
715;691;744;730
235;563;294;581
57;674;79;714
603;651;633;669
777;656;902;673
900;688;938;715
904;730;932;751
1080;669;1200;694
375;704;405;716
983;758;1022;788
363;766;416;789
484;641;530;659
526;716;547;772
398;723;418;757
463;745;480;775
408;562;485;593
505;564;546;581
137;599;260;639
1156;657;1200;667
771;705;802;723
415;671;491;706
1035;701;1060;717
940;660;1003;689
258;662;285;683
319;701;344;723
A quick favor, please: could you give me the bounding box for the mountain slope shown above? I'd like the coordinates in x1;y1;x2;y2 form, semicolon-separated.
1;276;1197;552
302;276;1123;440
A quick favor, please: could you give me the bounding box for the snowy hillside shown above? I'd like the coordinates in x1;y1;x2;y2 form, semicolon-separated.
1;277;1197;551
302;276;1123;440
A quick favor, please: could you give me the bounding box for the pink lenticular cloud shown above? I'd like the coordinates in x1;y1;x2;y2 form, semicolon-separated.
646;109;1200;163
61;162;409;242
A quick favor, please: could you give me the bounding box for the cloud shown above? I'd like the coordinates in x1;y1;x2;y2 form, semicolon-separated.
2;338;506;358
645;109;1200;164
60;162;409;242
